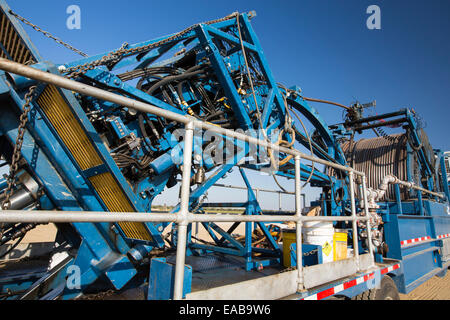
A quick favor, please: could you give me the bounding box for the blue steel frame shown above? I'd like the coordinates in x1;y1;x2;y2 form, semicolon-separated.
1;0;449;301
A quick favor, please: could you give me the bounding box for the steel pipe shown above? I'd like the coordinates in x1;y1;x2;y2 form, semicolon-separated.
0;210;370;224
0;58;366;177
295;156;304;291
348;172;360;270
173;122;194;300
362;176;376;268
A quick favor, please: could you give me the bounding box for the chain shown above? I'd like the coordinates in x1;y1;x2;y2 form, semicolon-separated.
61;12;239;79
192;192;208;213
75;289;116;300
8;10;88;58
279;249;320;273
10;9;238;80
1;86;37;211
303;248;319;257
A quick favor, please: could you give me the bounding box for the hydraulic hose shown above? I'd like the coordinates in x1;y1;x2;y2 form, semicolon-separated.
302;97;351;110
146;64;205;95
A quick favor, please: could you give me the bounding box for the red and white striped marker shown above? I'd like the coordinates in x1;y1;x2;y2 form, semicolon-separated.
401;233;450;247
400;236;431;247
302;264;400;300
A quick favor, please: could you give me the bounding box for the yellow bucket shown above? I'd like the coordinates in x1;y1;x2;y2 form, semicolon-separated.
282;229;297;267
333;230;348;261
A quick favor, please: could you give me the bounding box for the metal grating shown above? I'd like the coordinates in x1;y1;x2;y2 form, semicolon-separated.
36;84;152;241
0;9;35;64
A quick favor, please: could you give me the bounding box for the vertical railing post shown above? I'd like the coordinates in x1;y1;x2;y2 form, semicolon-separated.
173;121;195;300
361;175;376;267
417;190;424;216
394;184;403;215
348;171;360;271
294;155;304;291
279;192;282;211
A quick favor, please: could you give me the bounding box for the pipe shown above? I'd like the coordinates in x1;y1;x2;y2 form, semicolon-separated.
0;210;369;224
0;58;366;177
295;156;304;291
146;69;204;95
173;122;194;300
302;97;351;111
348;172;360;270
2;188;36;210
365;174;444;208
351;118;406;131
362;177;376;268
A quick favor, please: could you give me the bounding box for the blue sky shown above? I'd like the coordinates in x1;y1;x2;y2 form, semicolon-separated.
3;0;450;209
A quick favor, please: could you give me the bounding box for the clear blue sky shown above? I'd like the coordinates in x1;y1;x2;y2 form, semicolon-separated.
4;0;450;209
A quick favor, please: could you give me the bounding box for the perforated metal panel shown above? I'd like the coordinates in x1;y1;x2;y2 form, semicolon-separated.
0;9;35;64
36;84;152;242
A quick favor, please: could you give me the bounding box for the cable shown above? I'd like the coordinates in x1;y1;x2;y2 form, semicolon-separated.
235;12;278;169
146;69;205;95
302;96;351;111
287;106;316;187
0;234;25;259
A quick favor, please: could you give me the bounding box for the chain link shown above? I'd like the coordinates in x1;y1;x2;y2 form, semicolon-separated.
279;249;320;273
74;289;116;300
8;10;88;58
61;12;239;79
303;248;319;257
1;86;37;211
10;8;238;80
1;10;236;205
192;192;208;213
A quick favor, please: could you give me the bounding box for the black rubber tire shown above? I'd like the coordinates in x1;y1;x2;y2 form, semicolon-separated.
352;276;399;300
374;276;400;300
352;289;377;300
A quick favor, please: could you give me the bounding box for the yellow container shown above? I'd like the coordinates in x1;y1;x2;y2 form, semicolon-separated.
333;230;348;261
282;229;297;267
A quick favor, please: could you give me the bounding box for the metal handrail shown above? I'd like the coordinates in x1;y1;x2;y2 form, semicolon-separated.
0;58;375;300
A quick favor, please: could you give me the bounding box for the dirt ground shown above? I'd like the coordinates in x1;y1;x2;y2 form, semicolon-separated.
400;271;450;300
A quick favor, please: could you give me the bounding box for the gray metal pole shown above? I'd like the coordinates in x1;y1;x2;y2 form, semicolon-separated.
348;172;360;270
173;122;194;300
0;58;366;177
0;211;370;223
362;176;376;268
279;192;282;211
295;156;304;291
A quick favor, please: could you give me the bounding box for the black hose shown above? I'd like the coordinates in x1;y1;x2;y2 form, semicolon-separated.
177;81;186;105
118;66;181;82
146;68;205;95
0;234;25;259
206;110;225;121
138;114;154;152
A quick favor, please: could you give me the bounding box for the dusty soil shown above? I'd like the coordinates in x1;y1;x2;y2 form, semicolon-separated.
400;271;450;300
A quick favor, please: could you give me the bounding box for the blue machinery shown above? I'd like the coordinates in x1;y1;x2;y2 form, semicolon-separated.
0;1;449;300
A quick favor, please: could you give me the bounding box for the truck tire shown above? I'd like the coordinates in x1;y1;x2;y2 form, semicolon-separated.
352;276;400;300
374;276;400;300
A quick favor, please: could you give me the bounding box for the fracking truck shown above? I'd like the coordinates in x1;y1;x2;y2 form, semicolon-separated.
0;0;449;300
